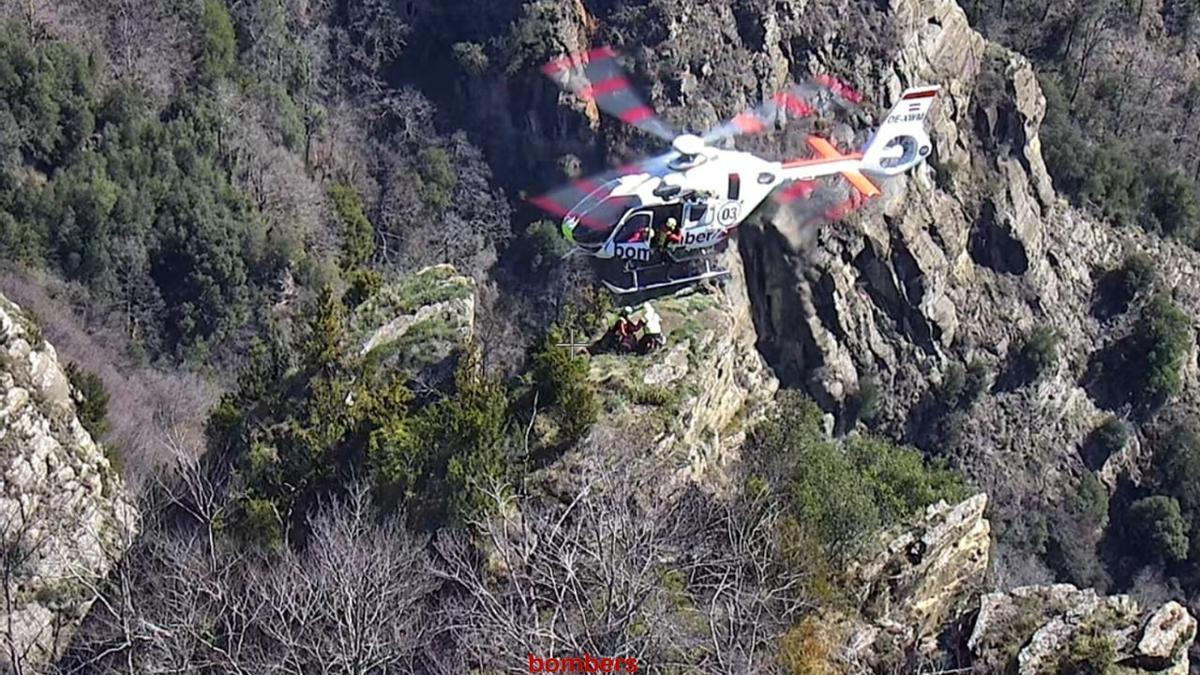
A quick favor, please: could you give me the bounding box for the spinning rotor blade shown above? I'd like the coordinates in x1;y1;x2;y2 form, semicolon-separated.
769;176;874;250
702;75;865;146
542;46;678;142
528;170;628;232
528;150;680;231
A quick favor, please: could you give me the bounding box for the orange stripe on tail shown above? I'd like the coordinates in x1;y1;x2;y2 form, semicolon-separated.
804;137;881;198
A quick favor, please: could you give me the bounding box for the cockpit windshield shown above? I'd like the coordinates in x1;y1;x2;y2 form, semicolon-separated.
566;178;625;222
566;178;640;247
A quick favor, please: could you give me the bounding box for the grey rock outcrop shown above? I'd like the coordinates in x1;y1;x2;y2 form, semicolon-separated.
836;494;991;669
969;585;1196;674
0;293;137;671
349;264;476;383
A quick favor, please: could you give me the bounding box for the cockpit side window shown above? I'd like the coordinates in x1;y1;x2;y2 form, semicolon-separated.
615;212;652;242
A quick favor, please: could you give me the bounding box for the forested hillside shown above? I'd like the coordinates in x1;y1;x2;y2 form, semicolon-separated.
0;0;513;369
966;0;1200;239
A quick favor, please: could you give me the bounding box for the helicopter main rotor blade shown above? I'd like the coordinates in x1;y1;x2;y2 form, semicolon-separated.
768;173;878;250
702;75;864;146
527;150;680;232
528;169;627;232
542;46;678;143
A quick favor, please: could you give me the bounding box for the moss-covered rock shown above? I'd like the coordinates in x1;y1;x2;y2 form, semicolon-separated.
349;265;476;382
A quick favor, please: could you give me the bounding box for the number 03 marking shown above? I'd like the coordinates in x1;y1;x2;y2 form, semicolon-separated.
717;203;740;226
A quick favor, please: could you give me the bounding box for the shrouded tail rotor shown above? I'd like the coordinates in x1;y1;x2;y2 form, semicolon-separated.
861;86;941;176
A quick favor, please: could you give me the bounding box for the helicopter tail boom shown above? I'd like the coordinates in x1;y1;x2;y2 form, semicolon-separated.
779;137;880;198
802;136;881;197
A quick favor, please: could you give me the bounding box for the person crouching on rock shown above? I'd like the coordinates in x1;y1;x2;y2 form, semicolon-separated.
615;307;644;352
638;302;666;354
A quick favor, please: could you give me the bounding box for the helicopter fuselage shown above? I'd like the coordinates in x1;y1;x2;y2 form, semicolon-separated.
564;144;866;263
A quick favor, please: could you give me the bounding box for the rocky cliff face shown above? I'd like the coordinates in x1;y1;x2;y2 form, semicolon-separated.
489;0;1200;668
488;0;1186;543
649;0;1200;581
549;249;778;491
0;293;137;670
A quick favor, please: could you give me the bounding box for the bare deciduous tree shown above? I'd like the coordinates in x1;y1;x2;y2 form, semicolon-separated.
437;472;809;674
57;481;441;675
250;484;438;674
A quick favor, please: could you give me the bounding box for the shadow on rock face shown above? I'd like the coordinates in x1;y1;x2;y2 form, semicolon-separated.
968;200;1030;276
1082;337;1145;414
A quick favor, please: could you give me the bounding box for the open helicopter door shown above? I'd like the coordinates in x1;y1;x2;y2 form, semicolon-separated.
682;201;710;228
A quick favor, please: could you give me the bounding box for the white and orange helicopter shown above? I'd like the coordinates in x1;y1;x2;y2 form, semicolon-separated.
529;46;940;295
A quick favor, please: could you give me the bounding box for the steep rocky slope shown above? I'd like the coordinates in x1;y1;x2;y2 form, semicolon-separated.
0;294;137;671
481;0;1200;584
722;0;1200;582
473;0;1189;513
548;249;778;493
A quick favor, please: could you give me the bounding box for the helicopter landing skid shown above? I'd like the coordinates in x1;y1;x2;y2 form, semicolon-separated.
602;256;730;295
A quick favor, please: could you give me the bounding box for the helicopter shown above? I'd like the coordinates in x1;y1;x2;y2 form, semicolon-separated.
529;46;940;295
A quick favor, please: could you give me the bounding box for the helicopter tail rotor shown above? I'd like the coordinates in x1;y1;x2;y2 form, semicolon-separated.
860;85;941;176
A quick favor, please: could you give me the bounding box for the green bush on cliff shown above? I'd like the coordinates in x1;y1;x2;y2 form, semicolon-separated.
748;391;966;562
65;362;110;439
1133;294;1191;404
397;352;512;524
1018;325;1060;379
1092;416;1129;461
528;326;599;442
1126;495;1189;564
329;183;375;270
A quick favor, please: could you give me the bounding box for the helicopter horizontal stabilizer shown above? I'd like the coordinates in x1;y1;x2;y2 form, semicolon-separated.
804;136;881;198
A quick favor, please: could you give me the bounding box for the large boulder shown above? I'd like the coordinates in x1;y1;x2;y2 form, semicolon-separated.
969;585;1196;674
0;294;138;671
